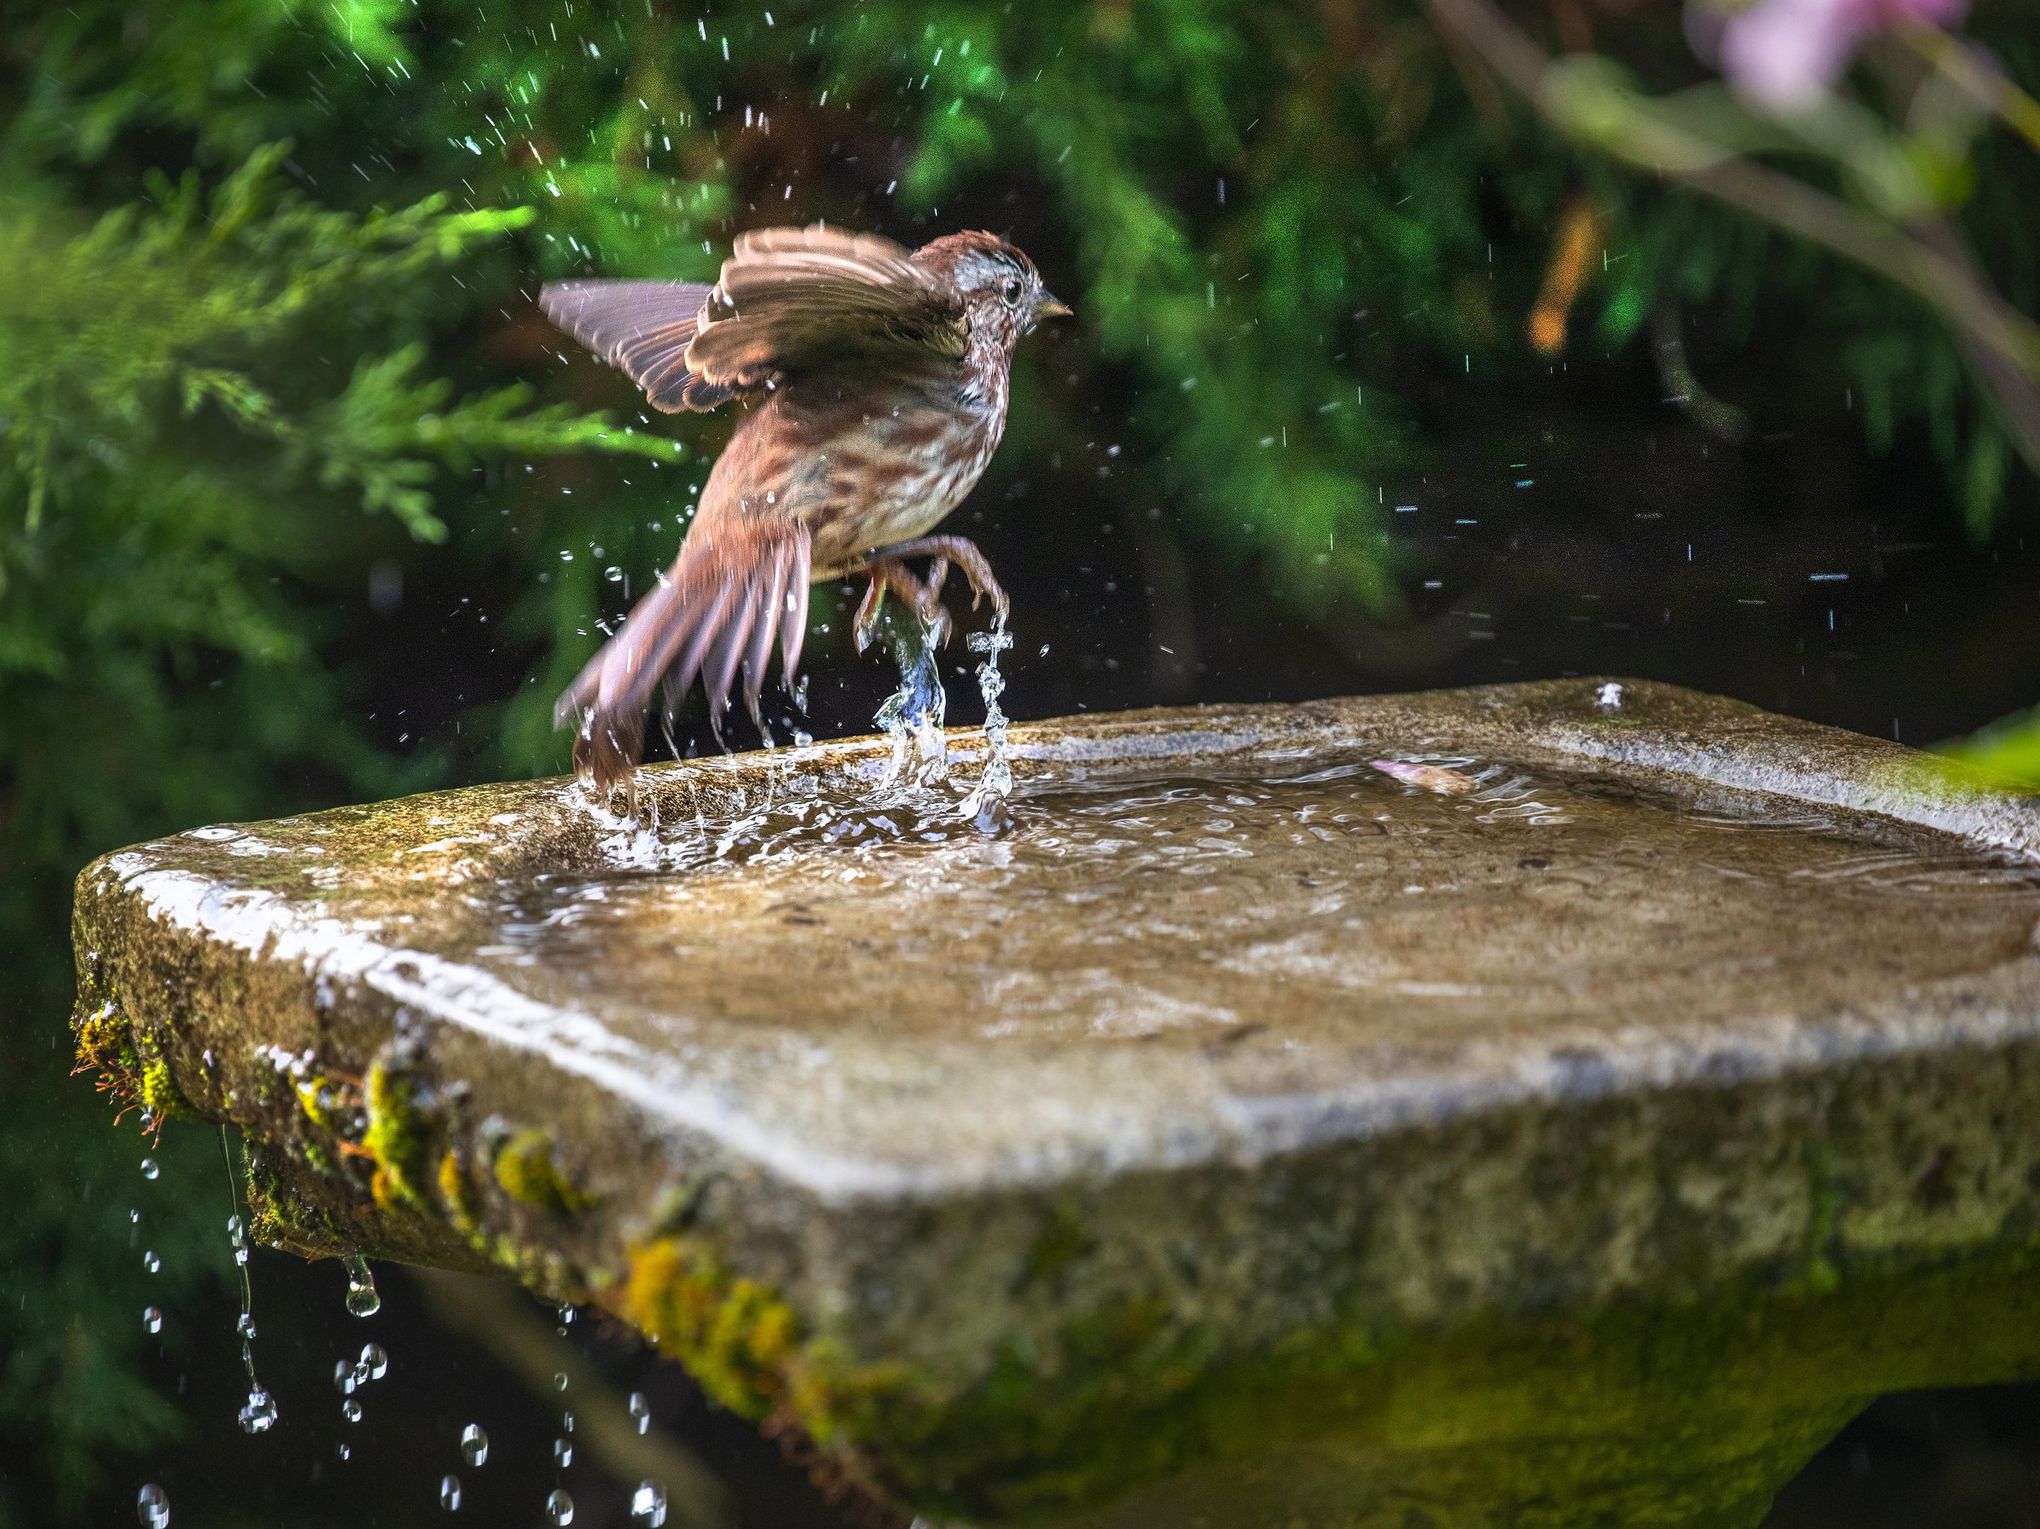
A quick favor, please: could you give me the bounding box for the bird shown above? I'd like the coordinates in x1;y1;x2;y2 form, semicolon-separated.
537;224;1070;794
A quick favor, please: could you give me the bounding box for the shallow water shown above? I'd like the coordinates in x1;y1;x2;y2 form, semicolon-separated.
481;757;2040;1046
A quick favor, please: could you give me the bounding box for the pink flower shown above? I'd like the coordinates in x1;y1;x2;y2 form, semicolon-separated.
1714;0;1967;110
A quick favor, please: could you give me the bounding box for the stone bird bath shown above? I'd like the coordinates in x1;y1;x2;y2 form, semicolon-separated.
71;680;2040;1528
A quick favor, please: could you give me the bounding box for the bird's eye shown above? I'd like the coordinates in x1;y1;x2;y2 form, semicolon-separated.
1001;277;1023;306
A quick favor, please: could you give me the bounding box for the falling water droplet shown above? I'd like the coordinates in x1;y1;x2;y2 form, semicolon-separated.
553;1371;569;1392
341;1396;363;1424
343;1254;381;1317
139;1157;160;1180
460;1423;489;1466
553;1437;574;1469
359;1343;388;1381
334;1360;357;1395
337;1442;352;1462
236;1312;256;1340
629;1480;668;1526
545;1488;575;1525
141;1250;160;1275
238;1388;278;1434
136;1483;170;1528
628;1391;650;1435
142;1306;163;1335
439;1475;462;1512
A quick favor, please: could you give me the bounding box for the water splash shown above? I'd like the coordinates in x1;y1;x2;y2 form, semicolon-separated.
221;1127;277;1435
959;616;1015;833
342;1253;381;1317
873;604;949;789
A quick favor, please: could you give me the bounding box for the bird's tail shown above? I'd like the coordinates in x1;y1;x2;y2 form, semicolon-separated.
554;519;812;795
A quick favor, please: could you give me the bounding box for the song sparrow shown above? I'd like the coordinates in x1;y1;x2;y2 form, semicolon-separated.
539;225;1069;792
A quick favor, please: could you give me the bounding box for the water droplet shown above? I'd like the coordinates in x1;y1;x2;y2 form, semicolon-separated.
335;1360;357;1394
141;1250;160;1275
553;1437;574;1469
439;1475;462;1512
341;1396;363;1423
342;1254;381;1317
545;1488;575;1525
460;1423;489;1466
629;1481;667;1526
553;1371;569;1391
1595;681;1625;711
139;1157;159;1180
628;1391;650;1435
238;1388;278;1433
136;1483;170;1528
226;1214;244;1244
236;1312;256;1340
337;1442;351;1461
359;1343;388;1381
142;1306;163;1335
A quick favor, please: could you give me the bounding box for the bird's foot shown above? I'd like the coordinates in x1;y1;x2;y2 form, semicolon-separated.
853;559;943;653
881;535;1010;627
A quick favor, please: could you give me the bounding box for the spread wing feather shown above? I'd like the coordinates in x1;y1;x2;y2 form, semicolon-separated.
539;226;965;415
538;280;716;412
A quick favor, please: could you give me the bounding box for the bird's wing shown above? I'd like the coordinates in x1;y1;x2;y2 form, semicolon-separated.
678;225;968;407
538;280;717;413
554;514;813;794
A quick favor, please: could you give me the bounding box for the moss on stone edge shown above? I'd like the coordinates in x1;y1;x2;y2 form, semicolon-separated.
492;1127;594;1215
362;1051;433;1209
72;998;195;1127
608;1237;914;1485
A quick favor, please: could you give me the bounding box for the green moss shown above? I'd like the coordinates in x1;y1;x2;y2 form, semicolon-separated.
71;999;145;1119
492;1128;592;1216
137;1052;196;1122
610;1236;911;1456
361;1051;432;1207
437;1148;484;1242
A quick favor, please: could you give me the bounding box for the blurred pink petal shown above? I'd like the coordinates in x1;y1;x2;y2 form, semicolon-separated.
1717;0;1968;110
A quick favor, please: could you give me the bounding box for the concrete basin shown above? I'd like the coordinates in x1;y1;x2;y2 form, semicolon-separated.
70;680;2040;1527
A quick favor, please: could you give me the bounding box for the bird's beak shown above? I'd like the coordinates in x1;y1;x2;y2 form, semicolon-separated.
1032;293;1074;323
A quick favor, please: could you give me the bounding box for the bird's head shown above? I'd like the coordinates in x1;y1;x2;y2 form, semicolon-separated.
915;231;1071;351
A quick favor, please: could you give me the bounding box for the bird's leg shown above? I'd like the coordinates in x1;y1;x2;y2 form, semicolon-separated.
852;557;935;653
875;535;1010;627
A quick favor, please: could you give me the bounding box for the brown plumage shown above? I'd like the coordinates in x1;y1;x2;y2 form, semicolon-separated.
539;225;1069;793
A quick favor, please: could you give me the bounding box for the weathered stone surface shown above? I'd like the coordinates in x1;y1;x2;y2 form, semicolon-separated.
70;679;2040;1527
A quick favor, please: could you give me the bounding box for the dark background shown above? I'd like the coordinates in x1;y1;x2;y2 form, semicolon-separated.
6;0;2040;1523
